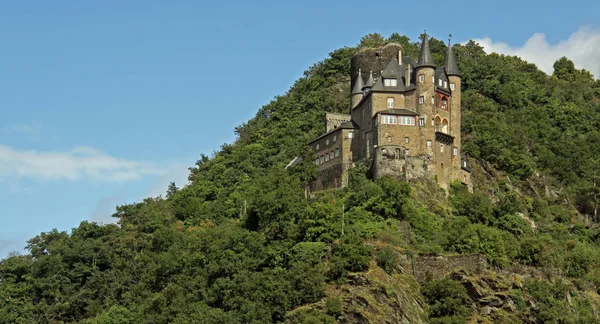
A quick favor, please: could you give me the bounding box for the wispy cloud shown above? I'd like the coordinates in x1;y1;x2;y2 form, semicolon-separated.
0;144;165;182
146;163;190;198
10;122;42;141
473;26;600;78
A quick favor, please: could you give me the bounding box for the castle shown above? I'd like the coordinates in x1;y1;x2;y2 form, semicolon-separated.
308;33;471;192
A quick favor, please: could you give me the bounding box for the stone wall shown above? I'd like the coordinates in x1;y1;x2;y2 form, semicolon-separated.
351;43;403;92
324;112;351;133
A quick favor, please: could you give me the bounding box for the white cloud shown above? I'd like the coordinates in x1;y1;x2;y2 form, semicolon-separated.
146;163;190;198
473;26;600;78
90;193;127;224
0;144;165;182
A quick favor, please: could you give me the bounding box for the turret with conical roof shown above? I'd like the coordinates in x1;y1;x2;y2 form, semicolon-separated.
443;39;461;77
351;69;365;109
416;32;435;68
352;69;364;95
364;71;375;89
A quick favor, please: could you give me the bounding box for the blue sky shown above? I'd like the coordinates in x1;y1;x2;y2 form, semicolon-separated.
2;0;600;258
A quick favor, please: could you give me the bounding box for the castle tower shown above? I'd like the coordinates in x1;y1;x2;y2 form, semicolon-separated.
415;32;436;116
443;38;462;169
351;69;364;109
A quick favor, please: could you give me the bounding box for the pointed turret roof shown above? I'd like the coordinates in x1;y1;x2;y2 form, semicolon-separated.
416;31;435;68
443;39;461;77
364;70;375;88
352;69;364;94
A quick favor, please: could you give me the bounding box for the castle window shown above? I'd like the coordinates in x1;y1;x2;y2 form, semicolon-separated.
431;119;435;126
325;154;329;162
326;139;329;146
431;96;435;104
387;136;392;142
463;175;467;182
441;98;448;110
440;144;444;152
418;74;424;83
315;158;319;165
330;151;334;159
399;116;415;126
321;155;324;163
384;78;397;87
441;163;444;169
348;131;354;138
450;83;455;91
419;96;424;104
333;135;337;142
405;137;409;143
387;97;394;108
444;80;448;88
316;143;320;150
438;79;443;87
453;147;458;156
395;148;401;159
427;140;432;148
463;161;467;168
432;76;435;84
419;118;425;127
382;115;397;124
335;148;339;157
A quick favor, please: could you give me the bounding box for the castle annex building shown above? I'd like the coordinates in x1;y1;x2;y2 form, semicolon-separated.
309;34;471;192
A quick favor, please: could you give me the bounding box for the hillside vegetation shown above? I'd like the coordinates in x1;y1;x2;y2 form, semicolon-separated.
2;33;600;323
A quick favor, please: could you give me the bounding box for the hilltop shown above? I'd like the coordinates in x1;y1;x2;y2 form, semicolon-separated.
2;33;600;323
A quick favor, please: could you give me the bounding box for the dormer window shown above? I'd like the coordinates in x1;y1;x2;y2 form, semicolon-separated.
316;143;320;150
326;139;330;145
384;78;397;87
438;79;443;87
444;81;448;88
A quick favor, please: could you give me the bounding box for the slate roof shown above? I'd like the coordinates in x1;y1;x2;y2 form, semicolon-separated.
352;69;365;94
371;57;406;92
363;71;375;88
416;34;435;68
308;120;359;144
444;43;461;77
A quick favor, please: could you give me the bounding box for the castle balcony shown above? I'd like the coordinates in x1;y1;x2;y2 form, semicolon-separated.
435;131;454;146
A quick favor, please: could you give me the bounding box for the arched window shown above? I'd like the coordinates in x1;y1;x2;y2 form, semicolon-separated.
435;116;441;132
335;148;339;157
442;119;449;133
441;97;448;110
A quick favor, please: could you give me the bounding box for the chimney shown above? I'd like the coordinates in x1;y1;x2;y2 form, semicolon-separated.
398;50;402;65
405;64;411;86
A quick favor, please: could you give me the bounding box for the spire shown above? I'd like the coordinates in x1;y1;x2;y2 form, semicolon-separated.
364;70;375;88
352;69;364;94
444;35;461;77
416;30;435;68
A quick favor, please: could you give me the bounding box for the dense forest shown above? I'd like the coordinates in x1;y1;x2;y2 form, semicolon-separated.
2;33;600;323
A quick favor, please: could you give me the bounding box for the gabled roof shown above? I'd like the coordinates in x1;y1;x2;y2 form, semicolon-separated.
416;34;435;68
308;120;359;144
444;43;461;77
375;108;419;116
381;57;402;78
352;69;364;94
371;57;406;92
